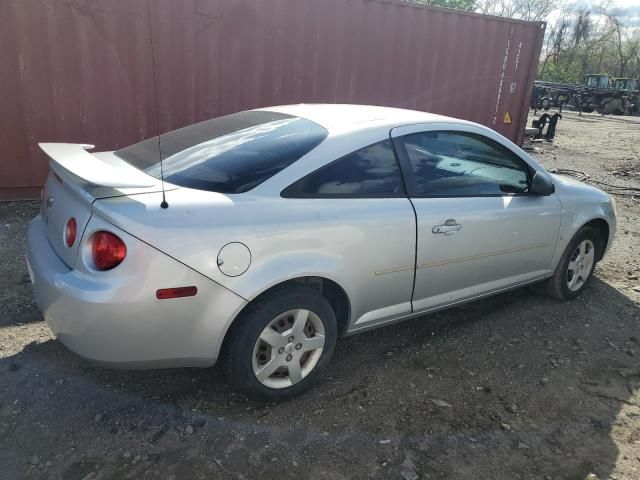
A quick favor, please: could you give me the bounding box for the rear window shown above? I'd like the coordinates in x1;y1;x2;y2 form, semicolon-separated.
114;110;328;193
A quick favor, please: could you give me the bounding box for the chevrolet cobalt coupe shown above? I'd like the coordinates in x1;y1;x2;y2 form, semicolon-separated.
27;105;616;401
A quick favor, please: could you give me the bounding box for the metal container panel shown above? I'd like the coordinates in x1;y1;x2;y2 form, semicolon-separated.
0;0;545;200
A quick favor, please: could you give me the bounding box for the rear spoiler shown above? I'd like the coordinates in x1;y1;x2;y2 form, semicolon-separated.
39;143;156;188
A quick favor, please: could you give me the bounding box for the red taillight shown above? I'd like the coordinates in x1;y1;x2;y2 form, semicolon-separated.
156;286;198;300
65;218;77;248
92;231;127;271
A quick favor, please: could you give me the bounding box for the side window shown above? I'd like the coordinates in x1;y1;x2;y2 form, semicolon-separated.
282;140;404;197
400;131;530;196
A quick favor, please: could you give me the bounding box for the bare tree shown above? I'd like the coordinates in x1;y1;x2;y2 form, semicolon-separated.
537;4;640;85
539;13;571;78
605;13;626;76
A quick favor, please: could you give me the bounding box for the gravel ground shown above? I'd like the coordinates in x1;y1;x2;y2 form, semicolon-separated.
1;111;639;480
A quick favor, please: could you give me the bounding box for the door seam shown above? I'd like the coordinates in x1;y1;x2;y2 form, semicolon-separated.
407;198;418;313
388;129;418;314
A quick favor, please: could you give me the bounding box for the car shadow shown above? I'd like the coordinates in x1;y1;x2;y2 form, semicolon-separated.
1;274;638;479
0;201;41;327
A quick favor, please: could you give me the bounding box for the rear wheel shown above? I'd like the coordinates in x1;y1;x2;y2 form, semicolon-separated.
222;286;337;402
545;226;601;300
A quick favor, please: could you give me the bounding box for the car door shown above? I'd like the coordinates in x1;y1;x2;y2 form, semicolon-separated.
391;123;562;312
281;138;416;331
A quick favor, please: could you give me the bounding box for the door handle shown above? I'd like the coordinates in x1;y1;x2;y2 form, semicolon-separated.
432;219;462;235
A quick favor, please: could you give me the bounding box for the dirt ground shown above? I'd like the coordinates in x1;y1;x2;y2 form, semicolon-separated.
1;111;639;480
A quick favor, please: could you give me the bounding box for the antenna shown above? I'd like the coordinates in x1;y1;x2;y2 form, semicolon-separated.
146;1;168;209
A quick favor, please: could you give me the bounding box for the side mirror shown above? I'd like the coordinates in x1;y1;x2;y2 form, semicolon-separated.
530;171;555;196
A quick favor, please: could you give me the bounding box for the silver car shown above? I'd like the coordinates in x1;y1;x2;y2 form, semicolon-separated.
26;104;616;401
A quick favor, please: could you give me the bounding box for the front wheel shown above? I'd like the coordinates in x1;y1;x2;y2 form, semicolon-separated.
545;226;601;300
222;286;337;402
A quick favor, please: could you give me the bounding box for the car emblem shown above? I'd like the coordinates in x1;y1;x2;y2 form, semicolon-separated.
46;197;54;208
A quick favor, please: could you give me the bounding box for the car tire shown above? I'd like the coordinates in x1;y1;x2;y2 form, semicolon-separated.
545;226;602;301
222;285;337;402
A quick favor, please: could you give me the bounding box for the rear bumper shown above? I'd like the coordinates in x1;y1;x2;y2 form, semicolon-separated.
26;215;247;368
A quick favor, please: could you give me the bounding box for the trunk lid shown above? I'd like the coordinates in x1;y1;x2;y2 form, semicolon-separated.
40;169;94;267
38;143;169;268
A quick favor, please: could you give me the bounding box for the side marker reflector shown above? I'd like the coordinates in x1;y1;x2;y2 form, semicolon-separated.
156;286;198;300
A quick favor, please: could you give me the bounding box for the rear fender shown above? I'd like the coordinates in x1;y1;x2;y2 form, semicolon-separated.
66;214;247;364
228;252;348;303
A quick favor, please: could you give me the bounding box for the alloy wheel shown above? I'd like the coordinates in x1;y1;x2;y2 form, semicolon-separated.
251;309;325;389
567;239;595;292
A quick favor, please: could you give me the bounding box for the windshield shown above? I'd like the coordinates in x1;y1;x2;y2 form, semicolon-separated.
115;110;328;193
585;76;610;88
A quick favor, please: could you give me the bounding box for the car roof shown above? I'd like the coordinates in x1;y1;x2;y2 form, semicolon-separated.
255;104;468;131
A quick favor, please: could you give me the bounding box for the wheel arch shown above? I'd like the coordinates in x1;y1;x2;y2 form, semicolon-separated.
219;276;352;358
581;217;610;261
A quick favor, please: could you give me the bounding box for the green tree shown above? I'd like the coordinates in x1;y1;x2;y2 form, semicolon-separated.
476;0;558;22
405;0;476;12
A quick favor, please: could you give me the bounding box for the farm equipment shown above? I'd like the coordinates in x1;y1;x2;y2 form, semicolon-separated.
614;78;638;91
531;74;640;115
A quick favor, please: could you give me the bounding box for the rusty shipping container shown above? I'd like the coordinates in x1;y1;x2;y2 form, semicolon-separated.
0;0;545;200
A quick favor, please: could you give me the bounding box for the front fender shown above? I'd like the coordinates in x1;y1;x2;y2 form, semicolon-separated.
550;176;616;269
